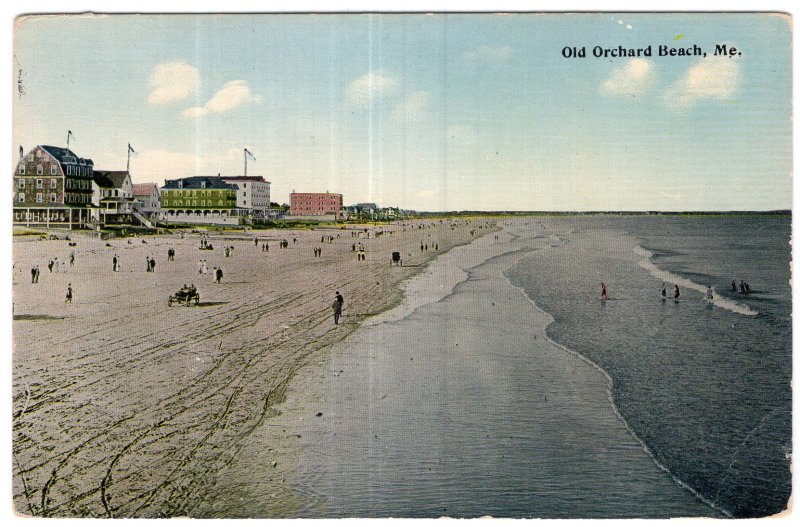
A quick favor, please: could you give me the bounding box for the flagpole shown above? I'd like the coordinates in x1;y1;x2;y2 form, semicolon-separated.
244;148;247;177
127;144;131;173
67;131;70;150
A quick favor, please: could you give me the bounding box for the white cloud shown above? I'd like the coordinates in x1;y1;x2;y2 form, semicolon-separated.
148;62;199;104
183;80;261;118
601;58;655;96
392;90;430;120
345;71;399;108
463;45;512;63
665;55;741;106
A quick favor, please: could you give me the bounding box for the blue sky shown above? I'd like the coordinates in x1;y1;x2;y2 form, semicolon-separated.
12;12;792;211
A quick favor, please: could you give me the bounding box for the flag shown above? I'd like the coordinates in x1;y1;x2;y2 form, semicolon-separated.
68;130;76;141
128;143;137;156
244;148;256;161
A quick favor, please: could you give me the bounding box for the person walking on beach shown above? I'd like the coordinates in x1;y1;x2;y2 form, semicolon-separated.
65;284;73;304
332;291;344;325
706;286;714;301
674;285;681;300
48;260;54;273
113;255;118;272
215;267;223;283
600;283;608;301
31;266;37;283
69;252;75;267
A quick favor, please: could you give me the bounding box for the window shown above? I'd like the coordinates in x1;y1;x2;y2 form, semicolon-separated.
18;179;24;189
37;165;43;175
50;179;57;189
36;193;43;203
50;193;57;203
36;179;43;189
51;166;58;175
17;193;24;203
18;165;25;175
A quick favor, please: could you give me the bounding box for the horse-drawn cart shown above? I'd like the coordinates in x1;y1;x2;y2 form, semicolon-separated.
169;285;199;306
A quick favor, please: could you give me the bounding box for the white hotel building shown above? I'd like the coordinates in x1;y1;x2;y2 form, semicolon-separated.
221;176;271;216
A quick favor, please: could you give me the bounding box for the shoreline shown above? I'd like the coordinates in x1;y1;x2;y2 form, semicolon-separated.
195;220;718;518
505;270;732;518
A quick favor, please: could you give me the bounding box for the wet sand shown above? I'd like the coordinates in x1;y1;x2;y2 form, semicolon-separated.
11;219;491;517
192;223;719;518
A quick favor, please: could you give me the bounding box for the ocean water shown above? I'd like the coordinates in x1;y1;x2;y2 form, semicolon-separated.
504;214;792;518
194;215;791;519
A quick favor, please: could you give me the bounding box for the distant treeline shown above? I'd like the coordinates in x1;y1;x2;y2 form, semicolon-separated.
411;210;791;218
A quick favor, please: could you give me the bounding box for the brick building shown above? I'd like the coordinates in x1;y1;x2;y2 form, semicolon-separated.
289;192;343;220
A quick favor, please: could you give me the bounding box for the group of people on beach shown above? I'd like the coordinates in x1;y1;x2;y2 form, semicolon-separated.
145;256;157;272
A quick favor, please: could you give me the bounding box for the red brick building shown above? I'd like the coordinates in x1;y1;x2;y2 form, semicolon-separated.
289;192;343;220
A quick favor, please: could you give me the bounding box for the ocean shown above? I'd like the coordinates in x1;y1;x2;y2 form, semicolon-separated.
505;214;792;518
193;215;791;519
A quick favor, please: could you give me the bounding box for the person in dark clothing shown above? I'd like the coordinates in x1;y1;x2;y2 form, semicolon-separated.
674;285;680;300
332;291;344;324
65;284;73;304
215;267;223;283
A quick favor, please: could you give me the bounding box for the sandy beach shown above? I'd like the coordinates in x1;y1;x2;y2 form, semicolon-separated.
11;219;493;517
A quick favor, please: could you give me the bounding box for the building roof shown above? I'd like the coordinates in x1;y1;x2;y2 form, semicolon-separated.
93;170;130;189
290;192;343;197
222;175;271;184
132;183;160;196
162;176;238;190
39;145;93;167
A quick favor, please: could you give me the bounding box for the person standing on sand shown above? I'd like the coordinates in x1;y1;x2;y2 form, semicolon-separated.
706;286;714;301
70;252;75;266
65;284;73;304
31;266;37;283
113;255;118;272
600;283;608;301
674;285;681;300
332;291;344;324
215;267;223;283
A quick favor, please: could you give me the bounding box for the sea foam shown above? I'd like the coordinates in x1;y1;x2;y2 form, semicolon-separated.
633;246;758;316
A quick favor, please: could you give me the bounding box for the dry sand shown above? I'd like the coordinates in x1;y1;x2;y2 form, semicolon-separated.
11;219;495;518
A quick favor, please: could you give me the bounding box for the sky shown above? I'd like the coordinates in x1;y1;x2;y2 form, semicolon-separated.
11;11;793;211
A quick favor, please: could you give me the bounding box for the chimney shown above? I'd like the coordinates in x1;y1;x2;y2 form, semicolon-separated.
19;145;23;161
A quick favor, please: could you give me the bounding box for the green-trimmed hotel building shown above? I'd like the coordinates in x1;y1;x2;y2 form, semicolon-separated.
160;176;239;224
